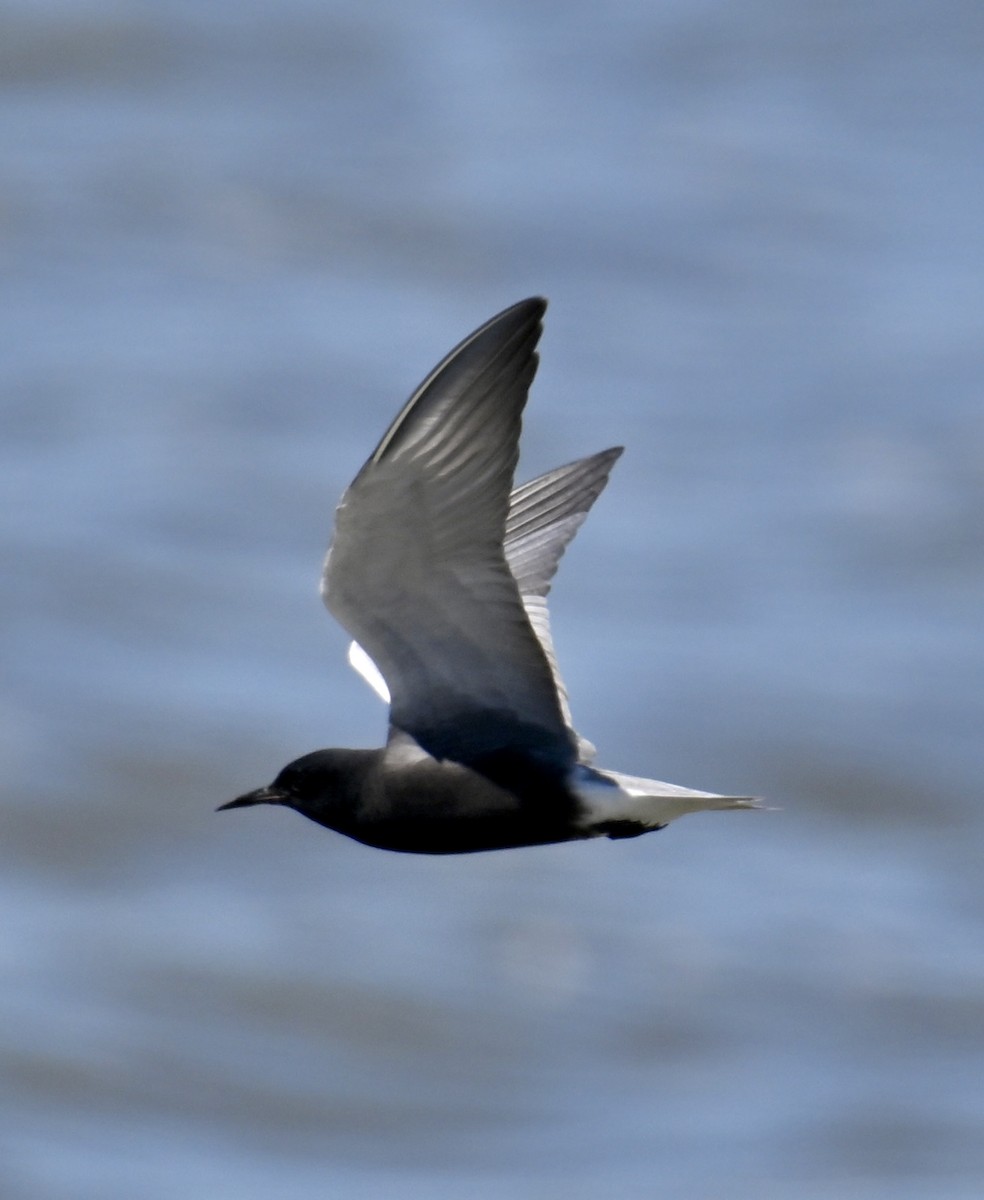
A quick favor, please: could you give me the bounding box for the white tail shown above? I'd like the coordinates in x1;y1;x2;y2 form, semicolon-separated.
573;764;762;833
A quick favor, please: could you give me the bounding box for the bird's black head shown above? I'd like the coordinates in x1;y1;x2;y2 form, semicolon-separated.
218;748;377;829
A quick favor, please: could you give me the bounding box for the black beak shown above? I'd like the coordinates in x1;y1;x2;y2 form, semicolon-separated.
217;785;285;812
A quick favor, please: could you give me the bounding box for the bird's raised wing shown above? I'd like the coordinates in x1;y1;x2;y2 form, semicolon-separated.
322;298;577;771
504;447;623;762
345;448;624;760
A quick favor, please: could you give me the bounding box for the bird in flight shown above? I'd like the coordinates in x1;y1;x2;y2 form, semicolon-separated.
220;298;759;853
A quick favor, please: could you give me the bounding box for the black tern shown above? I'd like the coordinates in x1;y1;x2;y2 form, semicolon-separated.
220;297;759;853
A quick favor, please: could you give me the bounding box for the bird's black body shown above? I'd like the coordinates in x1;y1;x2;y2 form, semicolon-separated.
225;743;592;855
220;297;758;853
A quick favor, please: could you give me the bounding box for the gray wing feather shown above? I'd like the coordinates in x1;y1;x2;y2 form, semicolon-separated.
322;298;577;769
504;448;623;762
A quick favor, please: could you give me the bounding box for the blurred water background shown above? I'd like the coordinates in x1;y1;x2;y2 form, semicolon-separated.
3;2;983;1197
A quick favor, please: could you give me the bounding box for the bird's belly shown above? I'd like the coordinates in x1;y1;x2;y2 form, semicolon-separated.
350;760;582;855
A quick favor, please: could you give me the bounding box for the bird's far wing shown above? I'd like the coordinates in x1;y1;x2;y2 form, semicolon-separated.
504;448;623;763
322;298;577;771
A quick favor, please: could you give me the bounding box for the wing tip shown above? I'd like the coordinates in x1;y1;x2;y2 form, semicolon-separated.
507;295;548;318
368;297;548;468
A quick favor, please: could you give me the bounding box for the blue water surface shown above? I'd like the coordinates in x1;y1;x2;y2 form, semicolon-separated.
2;2;983;1197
